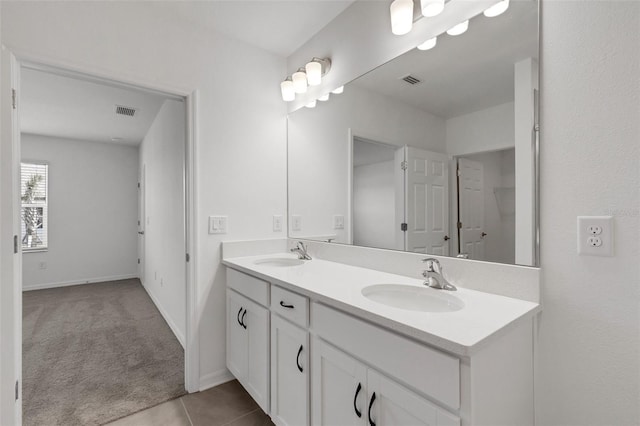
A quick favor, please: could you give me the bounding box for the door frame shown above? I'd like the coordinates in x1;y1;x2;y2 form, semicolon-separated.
1;47;201;425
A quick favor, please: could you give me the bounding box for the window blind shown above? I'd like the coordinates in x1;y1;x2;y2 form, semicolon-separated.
21;162;48;251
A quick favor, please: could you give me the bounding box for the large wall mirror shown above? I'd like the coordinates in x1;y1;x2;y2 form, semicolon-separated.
288;0;539;266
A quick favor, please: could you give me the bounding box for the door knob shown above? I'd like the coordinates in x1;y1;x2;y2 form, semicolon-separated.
481;232;487;238
138;231;145;235
443;235;450;241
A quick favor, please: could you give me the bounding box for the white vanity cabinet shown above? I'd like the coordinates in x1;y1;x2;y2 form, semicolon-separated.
312;338;460;426
226;270;270;413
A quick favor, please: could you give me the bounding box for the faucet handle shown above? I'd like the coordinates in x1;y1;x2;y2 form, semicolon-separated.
421;258;441;273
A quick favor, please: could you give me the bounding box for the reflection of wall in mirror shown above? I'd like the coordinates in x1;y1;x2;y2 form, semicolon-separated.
288;83;446;244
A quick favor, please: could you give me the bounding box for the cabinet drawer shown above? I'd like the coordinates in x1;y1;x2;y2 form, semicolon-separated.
227;268;269;306
271;285;309;328
312;303;460;410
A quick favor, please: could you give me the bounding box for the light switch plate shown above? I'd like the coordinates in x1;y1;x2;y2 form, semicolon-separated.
291;215;302;232
577;216;613;256
333;215;344;230
209;215;228;234
273;215;283;232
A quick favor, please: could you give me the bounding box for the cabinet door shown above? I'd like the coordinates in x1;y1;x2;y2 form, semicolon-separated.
227;289;248;381
271;314;309;426
312;338;367;426
366;370;459;426
245;301;270;412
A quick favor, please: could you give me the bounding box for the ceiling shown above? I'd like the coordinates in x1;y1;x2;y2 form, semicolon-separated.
352;0;538;119
147;0;356;58
21;68;170;146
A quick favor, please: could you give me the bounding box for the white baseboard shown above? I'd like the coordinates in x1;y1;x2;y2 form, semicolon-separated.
22;274;138;292
141;282;186;349
199;368;235;392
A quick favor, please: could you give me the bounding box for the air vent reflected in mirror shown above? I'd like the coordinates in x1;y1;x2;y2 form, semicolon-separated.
115;105;137;117
400;75;422;85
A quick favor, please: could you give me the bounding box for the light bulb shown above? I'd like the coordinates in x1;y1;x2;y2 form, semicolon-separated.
306;100;317;108
292;70;307;94
332;86;344;94
420;0;444;17
305;60;322;86
417;37;437;51
484;0;509;17
318;93;330;101
390;0;413;36
447;20;469;36
280;79;295;102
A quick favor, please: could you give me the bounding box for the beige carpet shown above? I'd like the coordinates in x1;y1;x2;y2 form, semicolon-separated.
23;279;185;426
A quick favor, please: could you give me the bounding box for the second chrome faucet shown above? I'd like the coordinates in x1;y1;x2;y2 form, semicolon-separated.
422;258;457;291
291;241;312;260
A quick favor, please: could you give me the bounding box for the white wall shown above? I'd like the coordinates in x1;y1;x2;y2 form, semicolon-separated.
290;1;640;423
537;2;640;424
353;160;396;250
445;102;515;156
138;99;186;346
21;134;138;290
288;83;445;242
1;2;287;391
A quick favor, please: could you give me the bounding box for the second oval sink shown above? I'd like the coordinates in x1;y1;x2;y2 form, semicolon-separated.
253;258;305;267
362;284;464;313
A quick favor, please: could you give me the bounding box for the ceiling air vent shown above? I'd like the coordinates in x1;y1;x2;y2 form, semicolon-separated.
401;75;422;85
115;105;137;117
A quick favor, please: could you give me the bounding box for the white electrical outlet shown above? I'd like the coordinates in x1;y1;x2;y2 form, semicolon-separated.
209;216;228;234
273;215;283;232
291;215;302;232
333;215;345;230
577;216;613;256
38;262;47;270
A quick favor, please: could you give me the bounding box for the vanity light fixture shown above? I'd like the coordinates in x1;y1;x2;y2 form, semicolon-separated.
280;77;295;102
417;36;437;50
318;93;330;101
306;100;317;108
305;57;332;86
421;0;445;18
292;68;308;94
484;0;509;17
446;19;469;36
390;0;414;35
331;86;344;94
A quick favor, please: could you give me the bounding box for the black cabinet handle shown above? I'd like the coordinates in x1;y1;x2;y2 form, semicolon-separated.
353;382;362;418
368;392;376;426
237;307;243;327
296;345;304;373
280;301;294;309
240;309;247;329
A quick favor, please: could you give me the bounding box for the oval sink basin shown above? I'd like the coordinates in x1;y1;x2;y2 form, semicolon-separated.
253;258;305;267
362;284;464;313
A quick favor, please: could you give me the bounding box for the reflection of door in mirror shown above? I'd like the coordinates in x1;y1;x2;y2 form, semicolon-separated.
456;149;515;264
351;138;404;251
405;146;449;255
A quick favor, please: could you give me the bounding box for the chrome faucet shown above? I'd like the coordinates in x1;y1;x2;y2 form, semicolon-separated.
421;258;457;291
290;241;312;260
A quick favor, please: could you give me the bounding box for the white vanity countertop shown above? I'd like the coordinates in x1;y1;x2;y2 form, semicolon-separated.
222;254;541;357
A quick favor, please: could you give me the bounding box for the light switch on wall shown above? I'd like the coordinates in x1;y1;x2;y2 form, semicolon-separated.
577;216;613;256
333;215;344;230
209;215;228;234
273;215;283;232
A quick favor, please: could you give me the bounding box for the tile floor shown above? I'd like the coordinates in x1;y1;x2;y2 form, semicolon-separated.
107;380;274;426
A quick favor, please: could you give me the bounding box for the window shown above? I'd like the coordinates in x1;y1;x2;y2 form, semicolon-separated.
21;162;48;251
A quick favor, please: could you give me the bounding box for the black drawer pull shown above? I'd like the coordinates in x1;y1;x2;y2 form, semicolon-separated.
296;345;304;373
280;301;294;309
353;382;362;418
368;392;376;426
240;309;247;329
237;307;243;327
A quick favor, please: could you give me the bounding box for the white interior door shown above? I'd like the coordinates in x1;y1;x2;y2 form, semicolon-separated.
405;146;450;255
1;48;22;426
458;158;485;260
137;164;145;283
394;147;406;251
